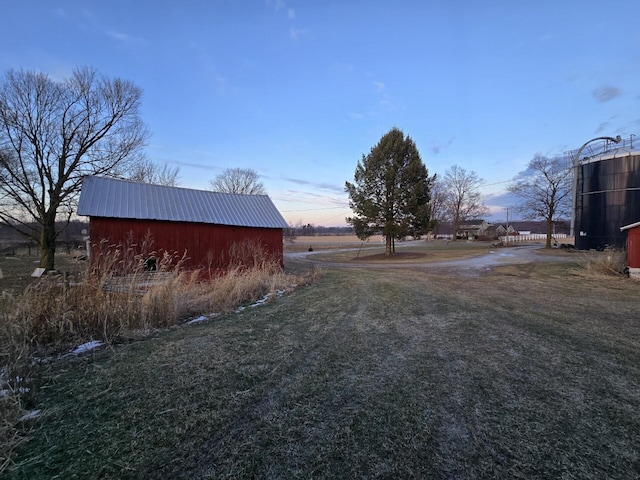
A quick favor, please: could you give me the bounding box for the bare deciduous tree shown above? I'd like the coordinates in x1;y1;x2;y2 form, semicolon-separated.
0;67;149;269
210;167;266;195
128;158;180;186
441;165;487;240
428;175;446;235
508;154;572;248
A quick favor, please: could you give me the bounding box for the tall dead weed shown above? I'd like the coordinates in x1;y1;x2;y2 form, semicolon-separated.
572;249;628;278
0;245;319;474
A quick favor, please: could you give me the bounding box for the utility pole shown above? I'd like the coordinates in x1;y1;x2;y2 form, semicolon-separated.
503;206;510;244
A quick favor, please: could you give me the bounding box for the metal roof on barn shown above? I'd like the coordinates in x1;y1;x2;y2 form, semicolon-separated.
77;175;289;229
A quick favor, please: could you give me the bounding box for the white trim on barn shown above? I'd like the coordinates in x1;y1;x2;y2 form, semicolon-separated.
620;221;640;232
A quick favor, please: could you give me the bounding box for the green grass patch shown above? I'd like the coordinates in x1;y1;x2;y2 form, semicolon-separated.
0;254;86;296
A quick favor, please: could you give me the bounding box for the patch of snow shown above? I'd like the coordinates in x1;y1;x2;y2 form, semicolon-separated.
233;289;288;313
70;340;103;355
19;410;41;422
187;315;208;324
0;386;30;396
186;313;219;325
250;296;269;308
249;290;286;308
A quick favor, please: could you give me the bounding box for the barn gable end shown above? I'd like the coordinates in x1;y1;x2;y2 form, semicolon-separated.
77;176;289;272
621;221;640;280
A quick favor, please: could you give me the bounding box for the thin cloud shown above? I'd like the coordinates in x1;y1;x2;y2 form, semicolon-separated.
275;190;348;208
592;86;622;102
266;0;303;39
107;30;132;42
106;29;145;46
595;114;621;135
52;7;67;18
164;160;220;171
430;136;455;155
266;0;294;18
290;27;307;39
595;121;611;134
282;177;345;193
265;0;286;10
57;7;144;46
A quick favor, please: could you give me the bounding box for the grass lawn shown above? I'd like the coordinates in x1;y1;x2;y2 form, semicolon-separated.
285;237;505;265
5;257;640;478
0;254;86;295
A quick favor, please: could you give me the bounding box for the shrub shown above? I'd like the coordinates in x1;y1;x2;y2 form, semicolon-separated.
2;260;307;352
573;249;627;278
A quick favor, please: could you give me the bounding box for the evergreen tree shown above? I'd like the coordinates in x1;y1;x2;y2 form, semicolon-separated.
345;128;433;256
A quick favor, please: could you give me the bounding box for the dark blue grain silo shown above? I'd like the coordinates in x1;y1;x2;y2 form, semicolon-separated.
574;139;640;250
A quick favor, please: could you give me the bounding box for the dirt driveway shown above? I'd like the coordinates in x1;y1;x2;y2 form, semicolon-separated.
286;243;575;275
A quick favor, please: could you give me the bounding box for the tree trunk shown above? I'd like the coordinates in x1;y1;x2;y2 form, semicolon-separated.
545;217;553;249
451;219;459;242
385;235;392;256
39;213;57;270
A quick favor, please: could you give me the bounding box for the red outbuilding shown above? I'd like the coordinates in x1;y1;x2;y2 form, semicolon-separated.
620;221;640;280
77;176;289;274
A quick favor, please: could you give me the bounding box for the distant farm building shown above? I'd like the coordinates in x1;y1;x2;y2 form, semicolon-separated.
457;220;489;239
484;224;517;239
620;221;640;280
77;176;289;273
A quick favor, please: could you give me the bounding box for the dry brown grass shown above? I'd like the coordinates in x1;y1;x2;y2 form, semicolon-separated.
0;292;29;476
1;261;308;353
6;261;639;478
572;248;628;278
0;241;317;475
5;235;639;478
0;389;25;476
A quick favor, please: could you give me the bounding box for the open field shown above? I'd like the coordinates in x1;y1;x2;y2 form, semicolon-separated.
5;245;640;479
0;253;87;296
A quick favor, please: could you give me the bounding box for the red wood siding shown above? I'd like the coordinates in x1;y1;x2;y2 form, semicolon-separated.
89;217;284;272
628;226;640;268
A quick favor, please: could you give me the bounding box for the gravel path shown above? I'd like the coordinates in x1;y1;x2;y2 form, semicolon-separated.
285;243;575;275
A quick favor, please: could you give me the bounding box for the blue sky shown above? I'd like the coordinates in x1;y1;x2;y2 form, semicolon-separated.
2;1;639;226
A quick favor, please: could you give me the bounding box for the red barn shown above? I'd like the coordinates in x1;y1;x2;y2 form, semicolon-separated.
77;176;289;273
620;221;640;280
